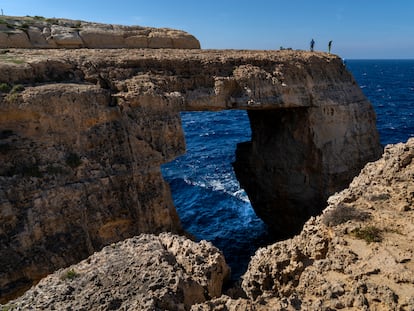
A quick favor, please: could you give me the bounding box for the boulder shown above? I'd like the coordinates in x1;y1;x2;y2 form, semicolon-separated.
50;25;83;47
1;233;230;311
0;30;31;48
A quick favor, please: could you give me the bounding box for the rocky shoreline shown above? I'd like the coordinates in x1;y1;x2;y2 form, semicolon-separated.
3;139;413;310
1;17;412;310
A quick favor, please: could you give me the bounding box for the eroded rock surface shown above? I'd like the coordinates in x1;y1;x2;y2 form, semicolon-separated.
0;48;381;301
0;16;200;49
194;139;414;310
1;233;230;311
0;78;184;301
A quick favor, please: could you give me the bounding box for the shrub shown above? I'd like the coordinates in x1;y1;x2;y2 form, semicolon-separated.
322;204;371;226
0;83;11;93
0;84;24;97
10;84;24;93
351;226;382;243
5;92;19;103
61;269;78;280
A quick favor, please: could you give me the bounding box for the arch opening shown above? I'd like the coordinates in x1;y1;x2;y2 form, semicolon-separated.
161;110;272;280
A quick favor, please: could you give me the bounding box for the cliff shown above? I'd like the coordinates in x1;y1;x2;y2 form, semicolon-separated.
0;16;200;49
0;47;381;301
193;139;414;310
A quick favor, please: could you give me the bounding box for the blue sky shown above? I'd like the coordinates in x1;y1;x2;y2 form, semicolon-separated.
1;0;413;59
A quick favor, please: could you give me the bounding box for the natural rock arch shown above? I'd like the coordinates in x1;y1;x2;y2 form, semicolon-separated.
179;54;382;237
182;99;381;237
0;49;382;301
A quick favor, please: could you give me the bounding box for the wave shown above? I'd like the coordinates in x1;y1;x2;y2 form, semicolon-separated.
182;176;251;203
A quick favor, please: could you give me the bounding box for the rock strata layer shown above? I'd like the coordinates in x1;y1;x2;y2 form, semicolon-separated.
0;48;381;301
193;139;414;310
1;233;230;310
0;16;200;49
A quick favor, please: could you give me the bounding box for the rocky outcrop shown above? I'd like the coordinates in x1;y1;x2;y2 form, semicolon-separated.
232;61;382;237
194;139;414;310
0;16;200;49
1;233;230;310
0;48;381;301
0;52;187;301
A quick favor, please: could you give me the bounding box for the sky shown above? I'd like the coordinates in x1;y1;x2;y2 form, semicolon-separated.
1;0;413;59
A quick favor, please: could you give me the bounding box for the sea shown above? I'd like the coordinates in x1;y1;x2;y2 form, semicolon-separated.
161;59;414;279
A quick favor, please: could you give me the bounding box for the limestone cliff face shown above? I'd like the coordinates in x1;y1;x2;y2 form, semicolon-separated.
0;48;381;301
0;16;200;49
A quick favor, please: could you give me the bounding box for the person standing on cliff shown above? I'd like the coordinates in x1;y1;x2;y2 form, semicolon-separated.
328;40;333;54
310;39;315;52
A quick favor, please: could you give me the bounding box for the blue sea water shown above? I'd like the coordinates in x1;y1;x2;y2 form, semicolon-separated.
161;110;267;279
162;59;414;279
347;59;414;145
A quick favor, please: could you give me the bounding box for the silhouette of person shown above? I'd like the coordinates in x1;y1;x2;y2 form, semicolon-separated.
310;39;315;52
328;40;333;54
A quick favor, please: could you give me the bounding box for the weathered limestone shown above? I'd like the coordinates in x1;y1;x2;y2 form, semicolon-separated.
0;48;381;302
0;16;200;49
1;233;230;310
212;138;413;310
2;139;413;309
